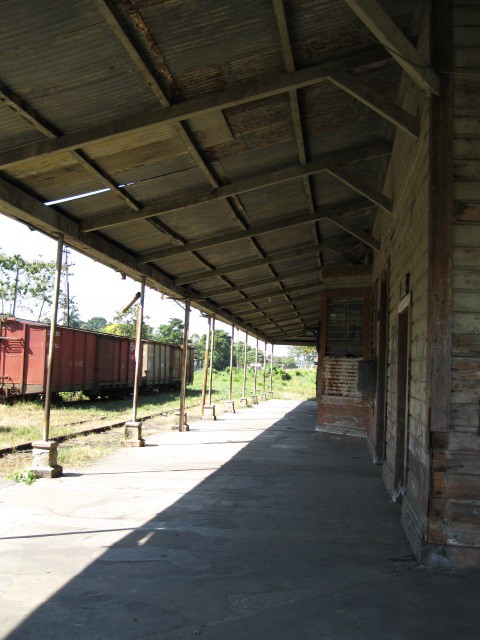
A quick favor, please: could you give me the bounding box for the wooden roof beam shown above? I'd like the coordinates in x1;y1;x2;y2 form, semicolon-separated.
224;282;324;310
140;199;373;263
0;48;389;173
273;0;323;278
240;293;323;318
344;0;440;96
326;71;419;137
175;240;346;286
203;263;372;299
325;166;393;213
82;142;388;232
326;216;380;251
202;266;322;298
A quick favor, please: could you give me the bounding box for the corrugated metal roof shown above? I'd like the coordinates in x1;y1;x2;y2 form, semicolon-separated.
0;0;420;343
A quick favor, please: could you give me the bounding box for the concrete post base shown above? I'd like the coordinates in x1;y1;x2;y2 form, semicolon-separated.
260;392;267;401
251;394;258;405
239;397;248;407
224;400;235;413
172;411;189;431
268;391;274;399
31;441;63;478
122;421;145;447
202;405;216;421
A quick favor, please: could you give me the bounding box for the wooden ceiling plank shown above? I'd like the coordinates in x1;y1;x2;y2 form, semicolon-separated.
326;165;393;213
327;71;419;137
273;0;323;279
202;263;372;298
344;0;440;95
202;265;321;297
240;292;323;317
0;48;389;172
175;240;344;286
0;81;141;212
83;142;388;232
224;282;324;309
140;199;371;263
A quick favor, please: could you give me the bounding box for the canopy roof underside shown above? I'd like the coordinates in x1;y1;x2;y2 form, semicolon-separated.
0;0;424;344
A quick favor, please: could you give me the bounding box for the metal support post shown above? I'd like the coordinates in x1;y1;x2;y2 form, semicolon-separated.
240;332;248;406
178;298;190;432
200;315;211;416
32;234;64;478
252;338;259;404
124;278;145;446
225;325;235;412
269;343;274;398
260;340;267;400
203;316;216;420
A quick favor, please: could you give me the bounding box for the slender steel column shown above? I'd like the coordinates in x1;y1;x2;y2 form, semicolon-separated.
228;325;235;401
254;338;258;395
270;344;274;392
43;234;64;442
242;332;248;400
200;315;211;415
130;279;145;423
262;340;267;397
179;299;190;432
208;316;215;406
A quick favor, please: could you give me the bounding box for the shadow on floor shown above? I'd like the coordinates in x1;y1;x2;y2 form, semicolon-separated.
4;401;480;640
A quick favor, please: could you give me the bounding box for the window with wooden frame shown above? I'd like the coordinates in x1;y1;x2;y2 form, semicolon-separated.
325;297;364;357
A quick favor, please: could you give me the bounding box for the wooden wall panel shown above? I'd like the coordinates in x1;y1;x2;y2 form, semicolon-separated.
370;10;431;551
425;0;480;566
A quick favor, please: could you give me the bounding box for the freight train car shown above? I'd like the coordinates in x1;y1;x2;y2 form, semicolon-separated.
142;341;194;390
0;318;194;400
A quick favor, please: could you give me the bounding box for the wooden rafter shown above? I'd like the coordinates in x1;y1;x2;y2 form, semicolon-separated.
175;240;346;286
326;71;419;137
139;199;373;263
95;1;291;330
325;166;393;213
224;282;324;310
0;48;388;172
344;0;440;95
272;0;324;277
82;143;388;232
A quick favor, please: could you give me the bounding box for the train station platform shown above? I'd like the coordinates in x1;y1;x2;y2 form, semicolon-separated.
1;400;479;639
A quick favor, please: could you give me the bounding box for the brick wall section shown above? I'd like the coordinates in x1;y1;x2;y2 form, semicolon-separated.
427;1;480;566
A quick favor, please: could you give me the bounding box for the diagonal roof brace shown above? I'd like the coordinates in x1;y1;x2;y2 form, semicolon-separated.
344;0;440;96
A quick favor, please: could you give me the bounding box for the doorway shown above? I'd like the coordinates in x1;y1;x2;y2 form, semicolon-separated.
394;295;411;501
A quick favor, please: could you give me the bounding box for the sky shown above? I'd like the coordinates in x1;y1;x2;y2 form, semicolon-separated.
0;213;289;354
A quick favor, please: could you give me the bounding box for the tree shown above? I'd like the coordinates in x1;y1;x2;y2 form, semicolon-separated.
105;306;154;339
154;317;184;344
81;316;109;332
191;330;231;370
0;250;57;320
288;345;317;367
233;340;259;368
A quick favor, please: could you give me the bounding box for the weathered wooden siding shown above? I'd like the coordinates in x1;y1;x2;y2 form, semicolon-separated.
427;0;480;566
370;11;431;555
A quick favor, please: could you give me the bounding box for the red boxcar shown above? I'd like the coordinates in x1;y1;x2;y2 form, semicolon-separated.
0;318;135;399
0;318;195;400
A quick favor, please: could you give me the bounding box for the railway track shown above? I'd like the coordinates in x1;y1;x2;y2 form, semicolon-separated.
0;404;199;458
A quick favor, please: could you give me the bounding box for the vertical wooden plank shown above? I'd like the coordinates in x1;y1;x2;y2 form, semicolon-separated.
428;0;453;436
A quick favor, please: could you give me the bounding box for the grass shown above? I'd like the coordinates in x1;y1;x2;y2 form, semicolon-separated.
0;367;316;477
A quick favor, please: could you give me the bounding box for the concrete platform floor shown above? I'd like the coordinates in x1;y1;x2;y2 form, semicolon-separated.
1;400;480;639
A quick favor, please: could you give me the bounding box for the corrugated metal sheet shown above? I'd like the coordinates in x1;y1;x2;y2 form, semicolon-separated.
0;0;417;343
